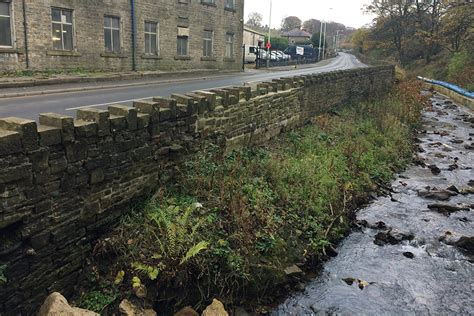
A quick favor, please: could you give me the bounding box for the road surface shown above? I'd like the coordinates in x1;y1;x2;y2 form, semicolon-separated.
0;53;365;120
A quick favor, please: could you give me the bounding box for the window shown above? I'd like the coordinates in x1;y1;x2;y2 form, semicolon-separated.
225;0;235;9
177;27;189;56
104;16;120;53
145;22;159;55
177;36;188;56
51;8;73;50
201;0;215;4
0;2;11;47
225;33;234;58
203;30;213;57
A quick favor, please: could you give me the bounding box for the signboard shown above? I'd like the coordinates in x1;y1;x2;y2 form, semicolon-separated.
296;46;304;56
266;41;271;49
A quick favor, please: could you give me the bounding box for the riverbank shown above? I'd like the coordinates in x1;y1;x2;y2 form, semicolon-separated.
274;91;474;314
71;81;428;314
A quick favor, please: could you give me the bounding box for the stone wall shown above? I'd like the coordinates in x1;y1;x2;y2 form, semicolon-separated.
0;0;243;72
0;65;394;314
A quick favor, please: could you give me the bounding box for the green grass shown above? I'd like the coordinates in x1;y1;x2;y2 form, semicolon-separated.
95;81;426;312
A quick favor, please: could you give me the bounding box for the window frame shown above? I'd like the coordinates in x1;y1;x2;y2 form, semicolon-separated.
51;7;74;51
144;21;159;56
104;15;121;53
0;1;13;48
202;30;213;57
177;35;189;56
225;33;234;58
225;0;235;10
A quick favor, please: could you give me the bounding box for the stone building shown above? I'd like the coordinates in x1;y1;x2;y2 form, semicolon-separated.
281;28;311;44
0;0;244;72
243;26;265;47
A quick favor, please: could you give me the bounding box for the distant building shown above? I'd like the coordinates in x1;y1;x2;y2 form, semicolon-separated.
243;26;265;48
0;0;244;73
281;29;312;44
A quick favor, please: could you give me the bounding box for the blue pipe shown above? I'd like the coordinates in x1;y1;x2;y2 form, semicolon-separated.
418;76;474;99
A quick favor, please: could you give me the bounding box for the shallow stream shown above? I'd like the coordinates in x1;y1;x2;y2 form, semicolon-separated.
272;92;474;315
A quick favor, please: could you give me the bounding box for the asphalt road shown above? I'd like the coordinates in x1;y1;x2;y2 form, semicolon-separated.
0;53;365;120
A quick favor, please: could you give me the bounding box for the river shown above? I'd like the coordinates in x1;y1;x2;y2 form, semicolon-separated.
272;91;474;315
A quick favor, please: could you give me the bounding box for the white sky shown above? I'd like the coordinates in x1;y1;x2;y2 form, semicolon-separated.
244;0;375;29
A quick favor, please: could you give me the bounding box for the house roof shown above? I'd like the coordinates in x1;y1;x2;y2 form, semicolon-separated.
281;28;312;38
244;27;266;36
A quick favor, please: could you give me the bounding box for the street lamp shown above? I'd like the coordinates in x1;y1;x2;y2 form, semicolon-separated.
266;0;273;68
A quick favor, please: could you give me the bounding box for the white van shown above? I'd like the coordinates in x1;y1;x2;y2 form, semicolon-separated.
244;45;258;63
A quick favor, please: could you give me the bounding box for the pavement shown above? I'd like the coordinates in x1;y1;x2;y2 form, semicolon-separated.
0;53;366;120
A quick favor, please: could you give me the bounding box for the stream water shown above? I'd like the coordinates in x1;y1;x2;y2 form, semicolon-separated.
272;92;474;315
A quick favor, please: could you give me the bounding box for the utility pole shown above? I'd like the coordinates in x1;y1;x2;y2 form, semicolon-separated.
322;22;327;59
267;0;272;68
318;21;323;61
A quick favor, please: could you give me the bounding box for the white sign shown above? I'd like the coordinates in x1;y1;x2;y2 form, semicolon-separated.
296;46;304;56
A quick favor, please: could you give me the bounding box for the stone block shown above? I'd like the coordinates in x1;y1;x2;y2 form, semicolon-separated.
74;120;98;138
39;113;75;142
171;94;197;115
109;115;128;132
108;104;138;131
0;164;32;184
0;117;39;151
28;149;49;172
0;129;22;156
153;97;177;118
76;109;110;137
134;100;159;123
37;125;62;147
65;141;87;163
137;113;150;129
194;91;217;111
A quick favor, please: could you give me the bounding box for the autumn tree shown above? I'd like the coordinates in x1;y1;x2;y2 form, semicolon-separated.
303;19;322;34
440;3;474;53
281;16;302;32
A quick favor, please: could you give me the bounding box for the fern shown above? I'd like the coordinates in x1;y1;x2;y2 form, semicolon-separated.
180;241;209;265
131;262;159;280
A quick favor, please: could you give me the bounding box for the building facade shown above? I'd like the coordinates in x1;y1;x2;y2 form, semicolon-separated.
281;28;312;44
243;26;265;47
0;0;244;72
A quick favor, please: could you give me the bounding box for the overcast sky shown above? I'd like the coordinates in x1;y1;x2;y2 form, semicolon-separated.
244;0;375;29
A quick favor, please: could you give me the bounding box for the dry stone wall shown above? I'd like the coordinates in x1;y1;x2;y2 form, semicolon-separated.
0;65;394;314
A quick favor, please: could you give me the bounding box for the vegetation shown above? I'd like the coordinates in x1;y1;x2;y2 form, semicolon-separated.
83;82;427;313
352;1;473;90
0;264;7;285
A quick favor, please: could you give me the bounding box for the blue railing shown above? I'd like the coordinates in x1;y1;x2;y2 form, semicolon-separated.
418;76;474;99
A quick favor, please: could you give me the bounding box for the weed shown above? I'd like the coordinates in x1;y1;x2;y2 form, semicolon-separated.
0;264;7;285
77;282;119;313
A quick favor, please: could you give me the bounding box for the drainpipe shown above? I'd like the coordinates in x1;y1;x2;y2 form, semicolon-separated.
22;0;29;69
130;0;136;71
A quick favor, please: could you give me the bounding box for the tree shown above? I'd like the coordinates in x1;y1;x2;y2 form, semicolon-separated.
264;36;289;51
440;3;474;53
246;12;263;29
281;16;302;32
303;19;322;35
310;33;327;49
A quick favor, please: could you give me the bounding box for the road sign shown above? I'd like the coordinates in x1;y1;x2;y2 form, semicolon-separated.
296;46;304;55
266;41;271;49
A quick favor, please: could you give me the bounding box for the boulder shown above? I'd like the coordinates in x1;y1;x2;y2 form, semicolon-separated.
38;292;99;316
174;306;199;316
202;299;229;316
119;299;157;316
284;265;303;276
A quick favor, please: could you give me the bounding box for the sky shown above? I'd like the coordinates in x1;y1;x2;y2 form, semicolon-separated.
244;0;375;29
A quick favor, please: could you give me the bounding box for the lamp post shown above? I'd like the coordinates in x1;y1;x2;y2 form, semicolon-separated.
266;0;273;68
318;21;323;61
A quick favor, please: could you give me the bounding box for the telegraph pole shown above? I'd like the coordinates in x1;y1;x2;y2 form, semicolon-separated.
318;21;323;61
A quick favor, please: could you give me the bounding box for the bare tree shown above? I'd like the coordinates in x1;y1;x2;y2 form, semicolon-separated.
440;3;474;52
246;12;263;29
303;19;322;34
